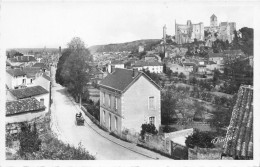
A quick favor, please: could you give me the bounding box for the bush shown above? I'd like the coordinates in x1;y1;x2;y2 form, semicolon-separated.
162;125;178;133
185;130;215;149
18;122;42;156
140;123;158;140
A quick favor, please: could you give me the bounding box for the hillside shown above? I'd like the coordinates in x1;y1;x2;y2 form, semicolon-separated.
88;39;161;54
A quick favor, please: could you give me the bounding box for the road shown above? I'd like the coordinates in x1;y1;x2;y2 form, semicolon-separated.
50;67;168;160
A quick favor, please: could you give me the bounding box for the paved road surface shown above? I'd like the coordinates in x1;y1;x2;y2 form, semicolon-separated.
50;67;170;160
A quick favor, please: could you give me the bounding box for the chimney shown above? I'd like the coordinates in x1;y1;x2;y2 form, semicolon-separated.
59;46;61;55
40;98;44;108
132;68;138;78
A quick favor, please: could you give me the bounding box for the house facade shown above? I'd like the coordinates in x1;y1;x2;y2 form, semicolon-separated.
99;68;161;136
6;69;27;89
132;61;163;73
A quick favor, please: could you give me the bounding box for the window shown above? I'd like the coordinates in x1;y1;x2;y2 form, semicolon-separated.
30;79;33;84
22;79;26;84
114;116;118;131
149;97;155;109
102;93;105;105
109;94;111;107
115;97;118;110
103;111;106;123
149;117;155;125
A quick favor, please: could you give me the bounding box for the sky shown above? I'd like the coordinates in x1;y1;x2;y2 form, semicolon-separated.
1;0;258;49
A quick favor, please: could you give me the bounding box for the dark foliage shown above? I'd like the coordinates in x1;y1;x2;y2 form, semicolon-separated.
185;130;215;149
18;122;42;156
140;123;158;140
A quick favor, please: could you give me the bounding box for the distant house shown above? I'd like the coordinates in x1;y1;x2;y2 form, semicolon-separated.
169;63;189;75
8;56;37;67
107;60;125;73
182;62;196;73
89;66;104;84
99;68;161;136
22;67;43;85
138;45;145;53
144;54;161;62
222;85;253;160
197;65;206;74
6;69;27;89
208;53;224;65
206;61;218;71
28;73;51;92
6;97;46;123
32;63;50;76
132;61;163;73
6;85;50;112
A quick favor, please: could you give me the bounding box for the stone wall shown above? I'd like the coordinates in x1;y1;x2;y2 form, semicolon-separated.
188;147;222;160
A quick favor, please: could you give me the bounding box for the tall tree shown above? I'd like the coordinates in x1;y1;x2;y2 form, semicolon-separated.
58;37;92;103
161;90;178;125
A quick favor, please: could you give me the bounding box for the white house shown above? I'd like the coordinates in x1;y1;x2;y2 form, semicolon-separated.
132;61;163;73
6;69;27;89
99;68;161;136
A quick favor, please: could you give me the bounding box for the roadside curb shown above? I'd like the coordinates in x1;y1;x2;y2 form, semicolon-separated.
65;94;169;160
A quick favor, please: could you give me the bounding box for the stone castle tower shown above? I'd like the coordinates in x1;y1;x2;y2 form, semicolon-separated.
163;24;167;43
210;14;218;27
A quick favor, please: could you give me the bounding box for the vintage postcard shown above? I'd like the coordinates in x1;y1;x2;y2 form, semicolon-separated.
1;0;259;166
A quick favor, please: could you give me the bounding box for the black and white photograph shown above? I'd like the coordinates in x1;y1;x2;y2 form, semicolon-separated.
0;0;259;166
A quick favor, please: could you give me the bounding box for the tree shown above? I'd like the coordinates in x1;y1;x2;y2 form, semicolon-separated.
142;69;160;85
193;101;204;122
140;123;158;140
58;37;92;102
55;49;72;85
185;130;215;148
212;69;221;86
161;90;178;125
18;122;41;156
163;63;167;73
178;72;186;79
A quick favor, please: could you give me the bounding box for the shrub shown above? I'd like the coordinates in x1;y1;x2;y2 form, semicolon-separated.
140;123;158;140
162;125;178;133
185;130;215;149
18;122;42;156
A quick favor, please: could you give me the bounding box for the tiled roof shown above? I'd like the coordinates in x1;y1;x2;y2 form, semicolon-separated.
9;56;37;62
6;61;11;66
90;66;103;75
23;67;42;78
207;61;217;65
99;68;161;92
32;63;48;69
132;61;162;67
9;86;49;99
6;97;45;116
42;73;51;81
111;60;124;65
6;69;26;77
223;85;253;159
